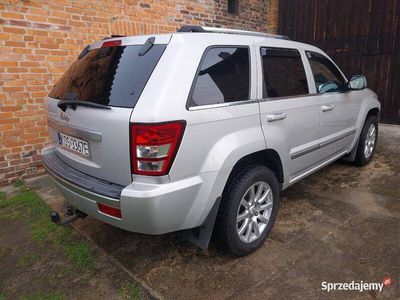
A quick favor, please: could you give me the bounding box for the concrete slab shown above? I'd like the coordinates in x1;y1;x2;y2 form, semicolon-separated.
27;125;400;299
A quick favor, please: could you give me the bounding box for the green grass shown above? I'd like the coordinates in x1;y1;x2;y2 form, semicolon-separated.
0;186;94;269
20;291;64;300
118;282;145;300
0;183;147;299
12;178;25;188
63;241;94;268
17;252;39;268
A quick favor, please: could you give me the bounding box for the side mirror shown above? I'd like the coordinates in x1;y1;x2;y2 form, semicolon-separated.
349;75;367;90
318;82;339;93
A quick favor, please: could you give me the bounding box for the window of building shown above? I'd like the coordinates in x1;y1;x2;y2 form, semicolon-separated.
306;51;345;93
228;0;239;15
190;47;250;107
261;47;309;98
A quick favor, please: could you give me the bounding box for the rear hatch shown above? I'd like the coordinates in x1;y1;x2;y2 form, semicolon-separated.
46;35;169;186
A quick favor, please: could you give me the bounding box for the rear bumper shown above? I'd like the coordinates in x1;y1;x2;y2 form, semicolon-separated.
42;146;228;234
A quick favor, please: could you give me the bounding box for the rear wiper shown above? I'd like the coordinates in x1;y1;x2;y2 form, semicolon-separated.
139;37;155;56
57;100;111;112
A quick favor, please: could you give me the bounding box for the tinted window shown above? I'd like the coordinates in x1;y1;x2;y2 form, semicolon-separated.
49;44;166;108
261;47;309;98
190;47;250;107
306;51;345;92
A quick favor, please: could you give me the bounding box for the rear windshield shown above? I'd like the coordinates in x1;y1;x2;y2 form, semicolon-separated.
49;44;166;108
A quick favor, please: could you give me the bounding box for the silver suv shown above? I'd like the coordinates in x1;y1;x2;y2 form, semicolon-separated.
42;26;380;256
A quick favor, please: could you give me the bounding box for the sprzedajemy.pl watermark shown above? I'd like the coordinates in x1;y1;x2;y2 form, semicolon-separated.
321;277;393;293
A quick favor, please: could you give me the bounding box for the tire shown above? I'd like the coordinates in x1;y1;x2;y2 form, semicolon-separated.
354;116;378;166
214;164;280;256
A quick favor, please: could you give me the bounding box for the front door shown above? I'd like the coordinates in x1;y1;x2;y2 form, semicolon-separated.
305;51;361;159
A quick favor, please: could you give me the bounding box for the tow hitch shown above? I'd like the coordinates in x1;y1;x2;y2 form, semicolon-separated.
50;206;87;225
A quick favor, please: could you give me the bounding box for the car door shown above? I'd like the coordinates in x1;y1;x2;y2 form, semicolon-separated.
256;46;323;183
305;51;361;159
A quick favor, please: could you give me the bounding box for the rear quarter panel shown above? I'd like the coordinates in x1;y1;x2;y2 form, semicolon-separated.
131;33;266;180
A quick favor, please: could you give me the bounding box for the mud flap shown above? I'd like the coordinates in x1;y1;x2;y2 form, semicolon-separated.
185;197;221;249
342;135;360;162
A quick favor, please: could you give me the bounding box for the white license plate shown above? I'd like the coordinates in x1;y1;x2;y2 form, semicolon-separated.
57;132;90;157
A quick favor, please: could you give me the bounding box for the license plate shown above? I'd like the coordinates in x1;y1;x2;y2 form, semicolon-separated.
57;132;90;157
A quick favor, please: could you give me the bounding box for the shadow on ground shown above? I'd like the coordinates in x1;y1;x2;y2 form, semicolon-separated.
29;125;400;300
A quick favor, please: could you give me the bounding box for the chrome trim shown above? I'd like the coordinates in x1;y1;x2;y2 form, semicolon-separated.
321;104;335;112
291;144;320;160
188;99;259;111
320;129;356;148
258;93;320;102
48;119;102;142
291;129;356;160
289;149;348;184
46;166;120;208
266;112;287;122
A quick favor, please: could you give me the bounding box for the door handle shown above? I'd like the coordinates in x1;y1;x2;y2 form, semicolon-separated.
266;112;287;122
321;104;335;112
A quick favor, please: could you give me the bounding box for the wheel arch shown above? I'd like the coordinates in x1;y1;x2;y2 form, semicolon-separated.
366;107;380;120
223;149;284;195
344;106;380;162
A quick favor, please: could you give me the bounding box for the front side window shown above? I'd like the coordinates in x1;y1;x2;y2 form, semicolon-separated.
261;47;309;98
190;47;250;107
306;51;345;93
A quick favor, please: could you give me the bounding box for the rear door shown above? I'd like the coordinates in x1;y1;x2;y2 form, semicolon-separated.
305;51;361;158
46;37;168;186
256;45;322;181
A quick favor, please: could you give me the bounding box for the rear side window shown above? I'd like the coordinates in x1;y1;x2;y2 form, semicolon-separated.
261;47;309;98
306;51;345;92
49;44;166;108
190;47;250;107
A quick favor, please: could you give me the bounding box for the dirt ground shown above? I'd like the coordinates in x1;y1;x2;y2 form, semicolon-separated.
24;124;400;299
0;185;152;300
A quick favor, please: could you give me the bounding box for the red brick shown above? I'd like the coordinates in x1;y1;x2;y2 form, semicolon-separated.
5;41;25;47
8;19;31;27
0;61;18;67
3;26;25;34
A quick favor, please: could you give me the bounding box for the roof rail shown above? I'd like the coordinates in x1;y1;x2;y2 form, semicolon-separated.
102;35;125;40
177;25;290;40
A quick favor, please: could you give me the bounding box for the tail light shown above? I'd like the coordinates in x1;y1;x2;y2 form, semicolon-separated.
130;121;186;176
101;40;122;48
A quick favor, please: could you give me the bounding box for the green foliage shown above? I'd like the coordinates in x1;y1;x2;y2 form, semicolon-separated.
12;178;25;188
118;281;145;300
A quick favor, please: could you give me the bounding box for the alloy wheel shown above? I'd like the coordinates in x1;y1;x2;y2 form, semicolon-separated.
236;181;273;243
364;123;376;159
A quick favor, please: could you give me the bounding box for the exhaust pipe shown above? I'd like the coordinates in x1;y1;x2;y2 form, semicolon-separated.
51;206;87;225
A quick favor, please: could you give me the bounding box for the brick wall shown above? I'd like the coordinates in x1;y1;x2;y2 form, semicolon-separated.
0;0;279;186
